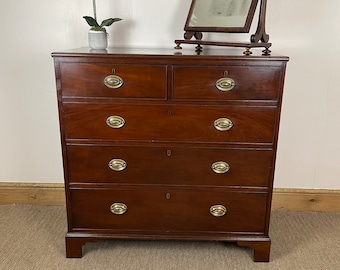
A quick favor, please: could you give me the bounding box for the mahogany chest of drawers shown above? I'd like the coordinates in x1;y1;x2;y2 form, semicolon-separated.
52;48;288;262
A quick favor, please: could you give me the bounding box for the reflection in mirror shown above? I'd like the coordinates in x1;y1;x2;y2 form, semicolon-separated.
188;0;253;29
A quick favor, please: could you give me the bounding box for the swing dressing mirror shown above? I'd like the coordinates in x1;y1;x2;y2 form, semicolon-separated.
175;0;271;55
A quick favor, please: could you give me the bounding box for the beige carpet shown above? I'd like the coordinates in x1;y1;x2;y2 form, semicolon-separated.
1;205;340;270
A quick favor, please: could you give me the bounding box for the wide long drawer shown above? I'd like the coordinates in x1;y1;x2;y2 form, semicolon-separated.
67;145;273;187
172;65;283;101
63;104;277;143
70;187;268;233
59;62;167;99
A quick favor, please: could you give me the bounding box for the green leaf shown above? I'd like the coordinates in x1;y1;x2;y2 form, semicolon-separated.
83;16;100;28
100;18;122;27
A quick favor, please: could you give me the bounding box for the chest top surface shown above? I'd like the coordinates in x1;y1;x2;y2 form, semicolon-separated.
52;47;288;61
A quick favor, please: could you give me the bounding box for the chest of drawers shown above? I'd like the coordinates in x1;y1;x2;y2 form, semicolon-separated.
52;48;288;262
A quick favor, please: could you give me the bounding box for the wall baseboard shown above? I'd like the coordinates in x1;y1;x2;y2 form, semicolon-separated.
0;183;65;205
1;183;340;212
272;188;340;212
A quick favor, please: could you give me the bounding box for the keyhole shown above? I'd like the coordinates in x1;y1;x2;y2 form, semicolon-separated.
167;150;172;157
166;193;171;199
167;109;172;115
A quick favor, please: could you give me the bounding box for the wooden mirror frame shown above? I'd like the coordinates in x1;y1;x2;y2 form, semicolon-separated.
175;0;271;55
184;0;259;33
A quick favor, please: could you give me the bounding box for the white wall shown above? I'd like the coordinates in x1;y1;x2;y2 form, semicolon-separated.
0;0;339;189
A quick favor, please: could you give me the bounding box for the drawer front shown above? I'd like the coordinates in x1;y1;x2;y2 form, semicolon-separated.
173;65;282;101
67;145;273;187
59;63;167;99
64;104;277;143
70;188;267;233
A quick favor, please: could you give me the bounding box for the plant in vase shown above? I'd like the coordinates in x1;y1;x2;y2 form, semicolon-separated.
84;0;122;50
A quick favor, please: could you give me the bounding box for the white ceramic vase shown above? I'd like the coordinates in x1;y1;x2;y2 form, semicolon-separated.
88;30;108;50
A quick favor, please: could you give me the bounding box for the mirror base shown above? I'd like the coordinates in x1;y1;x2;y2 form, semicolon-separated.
174;39;271;56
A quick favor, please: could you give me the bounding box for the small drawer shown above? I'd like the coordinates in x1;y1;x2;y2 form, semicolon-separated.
63;104;277;143
67;145;273;187
172;65;282;101
70;188;268;233
59;62;167;99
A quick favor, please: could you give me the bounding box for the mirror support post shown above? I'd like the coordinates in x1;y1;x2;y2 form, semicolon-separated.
251;0;269;43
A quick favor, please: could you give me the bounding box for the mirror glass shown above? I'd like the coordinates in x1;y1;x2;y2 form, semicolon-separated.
185;0;258;32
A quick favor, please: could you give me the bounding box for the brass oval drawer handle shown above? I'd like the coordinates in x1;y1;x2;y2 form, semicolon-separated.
211;161;230;174
108;158;127;171
104;75;124;89
106;116;125;129
215;77;235;92
214;118;233;131
110;203;127;215
210;205;227;217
